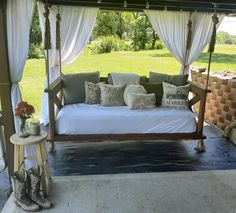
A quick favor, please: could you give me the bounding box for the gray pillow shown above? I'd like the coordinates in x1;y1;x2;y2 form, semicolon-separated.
128;93;156;109
124;85;147;106
149;72;188;86
85;81;104;104
162;82;190;109
63;71;100;105
100;84;126;106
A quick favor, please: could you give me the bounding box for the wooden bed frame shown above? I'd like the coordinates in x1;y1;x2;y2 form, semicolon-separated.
45;76;210;153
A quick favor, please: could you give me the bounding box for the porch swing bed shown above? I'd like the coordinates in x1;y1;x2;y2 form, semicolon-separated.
41;1;221;153
46;76;209;143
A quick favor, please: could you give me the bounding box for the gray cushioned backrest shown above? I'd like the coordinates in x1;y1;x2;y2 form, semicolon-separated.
63;71;100;105
149;71;188;86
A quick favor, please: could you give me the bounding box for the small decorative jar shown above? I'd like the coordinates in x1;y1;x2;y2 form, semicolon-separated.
30;121;41;136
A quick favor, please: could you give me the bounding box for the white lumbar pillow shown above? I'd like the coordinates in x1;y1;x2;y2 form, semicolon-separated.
128;93;156;110
124;84;147;105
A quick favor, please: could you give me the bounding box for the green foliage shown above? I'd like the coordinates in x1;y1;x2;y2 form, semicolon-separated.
155;40;164;49
92;11;160;51
90;36;130;54
29;3;42;45
28;44;44;59
93;12;133;39
217;31;236;45
131;13;157;51
145;40;164;50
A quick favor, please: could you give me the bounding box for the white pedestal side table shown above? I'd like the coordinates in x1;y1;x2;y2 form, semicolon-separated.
10;129;52;196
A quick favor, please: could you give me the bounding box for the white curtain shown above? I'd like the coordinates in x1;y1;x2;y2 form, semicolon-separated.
7;0;35;169
38;3;99;124
145;10;224;74
7;0;35;131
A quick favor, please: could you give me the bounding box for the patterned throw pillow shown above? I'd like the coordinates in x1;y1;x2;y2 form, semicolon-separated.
85;81;104;104
162;82;190;109
127;93;156;110
123;85;147;106
100;84;126;106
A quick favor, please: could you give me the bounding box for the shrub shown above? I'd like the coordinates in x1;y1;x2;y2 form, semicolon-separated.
28;44;44;59
91;36;130;54
155;40;164;49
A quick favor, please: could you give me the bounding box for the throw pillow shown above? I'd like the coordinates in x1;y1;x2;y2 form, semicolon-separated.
110;72;140;85
162;82;190;109
85;81;104;104
128;93;156;110
108;73;147;84
140;82;163;106
123;85;147;106
100;84;126;106
149;72;188;86
63;71;100;105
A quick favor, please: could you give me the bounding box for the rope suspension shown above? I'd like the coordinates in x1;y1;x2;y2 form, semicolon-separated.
208;13;219;54
205;8;219;90
186;17;192;50
56;8;61;51
43;4;51;50
56;6;62;76
43;3;51;89
182;13;192;74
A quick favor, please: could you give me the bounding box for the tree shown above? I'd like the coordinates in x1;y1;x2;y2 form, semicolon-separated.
216;31;233;44
131;12;157;51
92;11;160;51
29;3;42;45
92;11;133;40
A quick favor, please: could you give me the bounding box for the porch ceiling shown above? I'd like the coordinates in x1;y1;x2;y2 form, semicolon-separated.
40;0;236;14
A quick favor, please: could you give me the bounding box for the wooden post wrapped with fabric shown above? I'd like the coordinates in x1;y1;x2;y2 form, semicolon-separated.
195;12;219;153
43;3;55;152
49;7;62;153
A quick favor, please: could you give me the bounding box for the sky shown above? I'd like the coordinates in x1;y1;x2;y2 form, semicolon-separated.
217;17;236;35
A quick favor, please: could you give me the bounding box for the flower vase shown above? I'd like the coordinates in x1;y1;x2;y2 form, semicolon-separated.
19;118;30;138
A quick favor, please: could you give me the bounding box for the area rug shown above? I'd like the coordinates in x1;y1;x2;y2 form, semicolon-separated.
2;170;236;213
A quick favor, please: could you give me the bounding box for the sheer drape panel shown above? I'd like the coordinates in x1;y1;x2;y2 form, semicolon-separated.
7;0;35;131
145;10;189;74
187;13;224;69
38;2;98;124
145;10;224;74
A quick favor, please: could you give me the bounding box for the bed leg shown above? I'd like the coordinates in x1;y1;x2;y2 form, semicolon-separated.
194;139;206;153
48;141;56;153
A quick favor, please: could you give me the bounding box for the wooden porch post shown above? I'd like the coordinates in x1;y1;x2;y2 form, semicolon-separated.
0;0;15;175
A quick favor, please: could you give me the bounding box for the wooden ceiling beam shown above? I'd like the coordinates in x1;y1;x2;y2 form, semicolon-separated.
41;0;236;14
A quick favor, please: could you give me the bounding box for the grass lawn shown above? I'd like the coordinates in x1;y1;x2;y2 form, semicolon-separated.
22;44;236;118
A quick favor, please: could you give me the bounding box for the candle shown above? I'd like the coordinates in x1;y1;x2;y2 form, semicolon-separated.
30;121;41;136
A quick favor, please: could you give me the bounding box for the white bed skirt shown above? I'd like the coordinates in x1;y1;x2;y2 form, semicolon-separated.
56;104;196;135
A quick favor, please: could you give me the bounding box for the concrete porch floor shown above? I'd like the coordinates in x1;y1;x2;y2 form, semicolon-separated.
3;170;236;213
1;123;236;211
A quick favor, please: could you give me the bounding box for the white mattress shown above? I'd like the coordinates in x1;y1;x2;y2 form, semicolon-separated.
56;104;196;135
